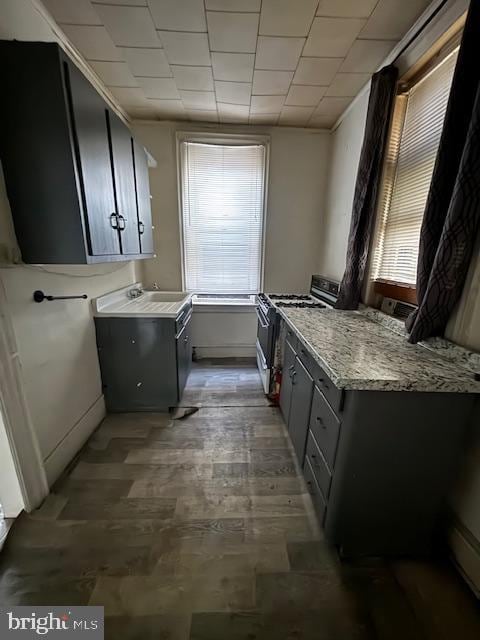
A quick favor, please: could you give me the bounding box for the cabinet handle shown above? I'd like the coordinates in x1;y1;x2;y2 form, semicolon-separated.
109;213;119;229
138;221;145;234
316;416;326;429
118;215;126;230
184;335;189;343
291;370;297;385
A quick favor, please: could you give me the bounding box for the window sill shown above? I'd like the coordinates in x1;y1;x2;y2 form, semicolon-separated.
374;280;417;305
192;295;256;313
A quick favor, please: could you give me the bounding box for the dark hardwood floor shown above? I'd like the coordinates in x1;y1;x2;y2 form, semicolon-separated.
1;360;479;639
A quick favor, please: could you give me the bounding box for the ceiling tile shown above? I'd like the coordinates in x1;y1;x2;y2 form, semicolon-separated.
259;0;317;37
148;0;206;32
148;98;186;117
250;95;285;114
207;0;261;10
90;61;138;87
360;0;431;40
279;105;315;125
179;90;217;110
109;86;148;107
293;58;342;85
62;25;123;61
211;52;254;82
207;12;259;53
326;72;370;97
172;66;214;90
285;84;326;106
309;113;335;127
43;0;102;25
218;103;250;122
215;81;251;105
120;48;172;77
95;5;161;48
127;107;159;119
159;32;211;65
312;96;352;122
188;110;219;122
340;39;395;72
252;70;293;95
316;0;378;18
249;113;279;125
137;77;180;99
304;17;366;57
255;37;305;71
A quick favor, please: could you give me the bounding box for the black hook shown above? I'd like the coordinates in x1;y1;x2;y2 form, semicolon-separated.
33;290;88;303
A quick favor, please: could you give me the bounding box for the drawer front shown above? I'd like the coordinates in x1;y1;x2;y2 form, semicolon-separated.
310;360;343;414
176;303;192;336
303;455;326;524
297;340;315;374
305;430;332;499
309;385;341;469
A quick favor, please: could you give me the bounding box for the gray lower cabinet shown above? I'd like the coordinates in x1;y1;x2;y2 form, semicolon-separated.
279;322;477;557
279;339;296;422
288;356;313;462
95;306;192;411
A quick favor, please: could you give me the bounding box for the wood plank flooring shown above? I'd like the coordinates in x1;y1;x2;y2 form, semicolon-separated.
1;359;479;639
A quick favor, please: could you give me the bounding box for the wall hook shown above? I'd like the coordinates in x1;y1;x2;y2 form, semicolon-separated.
33;290;88;303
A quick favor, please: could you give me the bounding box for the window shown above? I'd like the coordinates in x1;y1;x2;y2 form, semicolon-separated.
179;137;267;294
371;45;459;302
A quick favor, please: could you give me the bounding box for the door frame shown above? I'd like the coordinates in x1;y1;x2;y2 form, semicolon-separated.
0;276;49;512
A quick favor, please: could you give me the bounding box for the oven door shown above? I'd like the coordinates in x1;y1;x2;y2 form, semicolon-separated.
256;305;273;366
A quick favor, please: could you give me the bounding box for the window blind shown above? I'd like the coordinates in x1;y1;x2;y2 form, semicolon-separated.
180;141;266;293
373;48;458;286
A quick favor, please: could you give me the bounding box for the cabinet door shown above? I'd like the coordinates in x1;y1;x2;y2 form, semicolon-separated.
279;339;296;422
66;62;120;256
108;112;141;255
133;140;154;254
177;324;192;399
288;356;314;463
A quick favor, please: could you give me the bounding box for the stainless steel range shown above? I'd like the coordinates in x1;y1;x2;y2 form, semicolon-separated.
255;275;339;395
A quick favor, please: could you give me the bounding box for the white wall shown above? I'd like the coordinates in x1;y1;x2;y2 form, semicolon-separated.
133;121;330;294
317;92;369;282
0;408;24;518
0;167;136;485
132;121;330;356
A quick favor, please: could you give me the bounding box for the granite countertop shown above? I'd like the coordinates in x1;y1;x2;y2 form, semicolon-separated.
279;308;480;393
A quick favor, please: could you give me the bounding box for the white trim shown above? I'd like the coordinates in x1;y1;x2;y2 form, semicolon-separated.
176;131;270;294
0;276;48;511
43;395;105;486
331;0;469;133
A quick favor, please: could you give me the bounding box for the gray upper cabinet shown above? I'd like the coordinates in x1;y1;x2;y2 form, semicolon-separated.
0;40;154;264
67;62;120;257
108;112;141;256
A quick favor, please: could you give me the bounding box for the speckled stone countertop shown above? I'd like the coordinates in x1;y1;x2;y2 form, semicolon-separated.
279;308;480;393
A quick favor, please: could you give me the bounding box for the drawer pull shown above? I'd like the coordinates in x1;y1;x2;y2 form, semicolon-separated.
311;453;316;459
316;416;326;428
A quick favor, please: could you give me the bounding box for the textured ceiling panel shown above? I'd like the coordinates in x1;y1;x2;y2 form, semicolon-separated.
42;0;433;128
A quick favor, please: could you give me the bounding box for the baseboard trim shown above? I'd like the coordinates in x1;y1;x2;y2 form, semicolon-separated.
449;522;480;598
194;346;256;359
43;395;106;486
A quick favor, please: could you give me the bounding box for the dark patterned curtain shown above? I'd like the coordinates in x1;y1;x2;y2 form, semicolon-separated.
406;0;480;343
335;65;398;310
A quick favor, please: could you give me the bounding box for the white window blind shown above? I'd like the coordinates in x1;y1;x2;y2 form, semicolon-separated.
180;141;266;293
373;48;458;286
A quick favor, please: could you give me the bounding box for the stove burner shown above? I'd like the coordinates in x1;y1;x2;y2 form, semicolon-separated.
269;294;311;300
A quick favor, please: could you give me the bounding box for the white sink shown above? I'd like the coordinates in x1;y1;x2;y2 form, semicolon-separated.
144;291;188;303
92;284;192;318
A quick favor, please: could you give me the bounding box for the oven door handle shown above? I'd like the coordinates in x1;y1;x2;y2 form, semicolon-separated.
256;307;270;329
